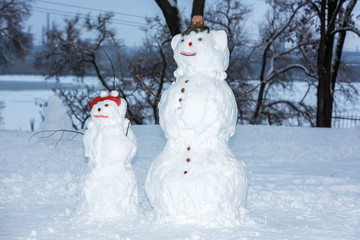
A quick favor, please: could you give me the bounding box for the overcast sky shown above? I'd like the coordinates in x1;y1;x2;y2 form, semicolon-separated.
26;0;359;50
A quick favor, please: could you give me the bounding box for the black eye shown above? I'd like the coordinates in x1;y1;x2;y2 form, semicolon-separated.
181;39;184;42
198;38;203;41
105;104;109;107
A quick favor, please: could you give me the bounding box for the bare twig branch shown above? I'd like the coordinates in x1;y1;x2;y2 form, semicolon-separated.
56;131;65;148
126;106;146;136
330;27;360;36
237;74;270;100
67;132;82;142
98;44;116;90
273;41;317;62
29;130;84;147
305;1;321;17
136;74;161;103
271;63;317;79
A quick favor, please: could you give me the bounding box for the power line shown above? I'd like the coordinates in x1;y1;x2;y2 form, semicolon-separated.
32;9;146;28
33;6;146;26
36;0;145;19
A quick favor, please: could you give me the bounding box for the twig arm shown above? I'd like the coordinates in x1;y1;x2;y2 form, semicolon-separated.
29;130;84;144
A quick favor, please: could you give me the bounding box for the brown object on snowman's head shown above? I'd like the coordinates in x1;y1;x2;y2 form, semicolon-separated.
191;15;204;27
182;15;210;36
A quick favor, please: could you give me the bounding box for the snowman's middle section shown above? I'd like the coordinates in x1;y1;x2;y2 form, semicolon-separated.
159;72;237;142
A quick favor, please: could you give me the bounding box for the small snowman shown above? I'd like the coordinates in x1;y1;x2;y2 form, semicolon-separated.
145;16;248;226
76;90;139;220
38;95;73;141
39;95;73;131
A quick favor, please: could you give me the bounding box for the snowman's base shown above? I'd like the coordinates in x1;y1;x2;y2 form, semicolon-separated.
146;143;248;227
152;207;248;228
75;165;139;222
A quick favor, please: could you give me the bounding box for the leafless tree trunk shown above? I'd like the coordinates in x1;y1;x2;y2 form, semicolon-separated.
192;0;206;18
154;0;186;36
308;0;360;127
155;0;206;36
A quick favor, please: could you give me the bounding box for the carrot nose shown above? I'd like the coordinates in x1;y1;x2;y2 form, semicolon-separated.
189;42;192;46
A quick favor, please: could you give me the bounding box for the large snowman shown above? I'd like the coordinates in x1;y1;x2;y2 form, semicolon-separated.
145;16;248;226
76;90;139;220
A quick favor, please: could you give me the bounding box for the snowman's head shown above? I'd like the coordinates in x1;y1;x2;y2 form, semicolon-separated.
89;91;126;127
171;26;229;79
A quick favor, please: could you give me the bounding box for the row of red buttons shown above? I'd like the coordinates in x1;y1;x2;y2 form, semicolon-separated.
182;79;191;174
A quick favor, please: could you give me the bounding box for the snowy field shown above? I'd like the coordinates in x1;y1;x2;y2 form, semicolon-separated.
1;125;359;240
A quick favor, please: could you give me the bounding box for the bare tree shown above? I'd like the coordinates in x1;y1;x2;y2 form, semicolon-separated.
35;13;143;127
248;0;318;126
305;0;360;127
0;0;32;69
128;16;176;124
35;13;117;89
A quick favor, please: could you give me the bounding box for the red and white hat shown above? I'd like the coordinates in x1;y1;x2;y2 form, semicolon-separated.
89;90;121;110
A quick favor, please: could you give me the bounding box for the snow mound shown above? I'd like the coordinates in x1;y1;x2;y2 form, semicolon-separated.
0;126;360;239
39;95;73;131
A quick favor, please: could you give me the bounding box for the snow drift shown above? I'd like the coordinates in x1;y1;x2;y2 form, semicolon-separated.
1;125;359;239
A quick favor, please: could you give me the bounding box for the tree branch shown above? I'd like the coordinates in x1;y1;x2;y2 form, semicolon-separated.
268;3;304;46
328;0;345;30
330;27;360;36
269;63;317;79
154;0;185;36
89;52;111;91
273;41;317;61
305;1;321;17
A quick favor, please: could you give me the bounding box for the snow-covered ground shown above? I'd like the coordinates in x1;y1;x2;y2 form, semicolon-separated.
1;125;359;239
